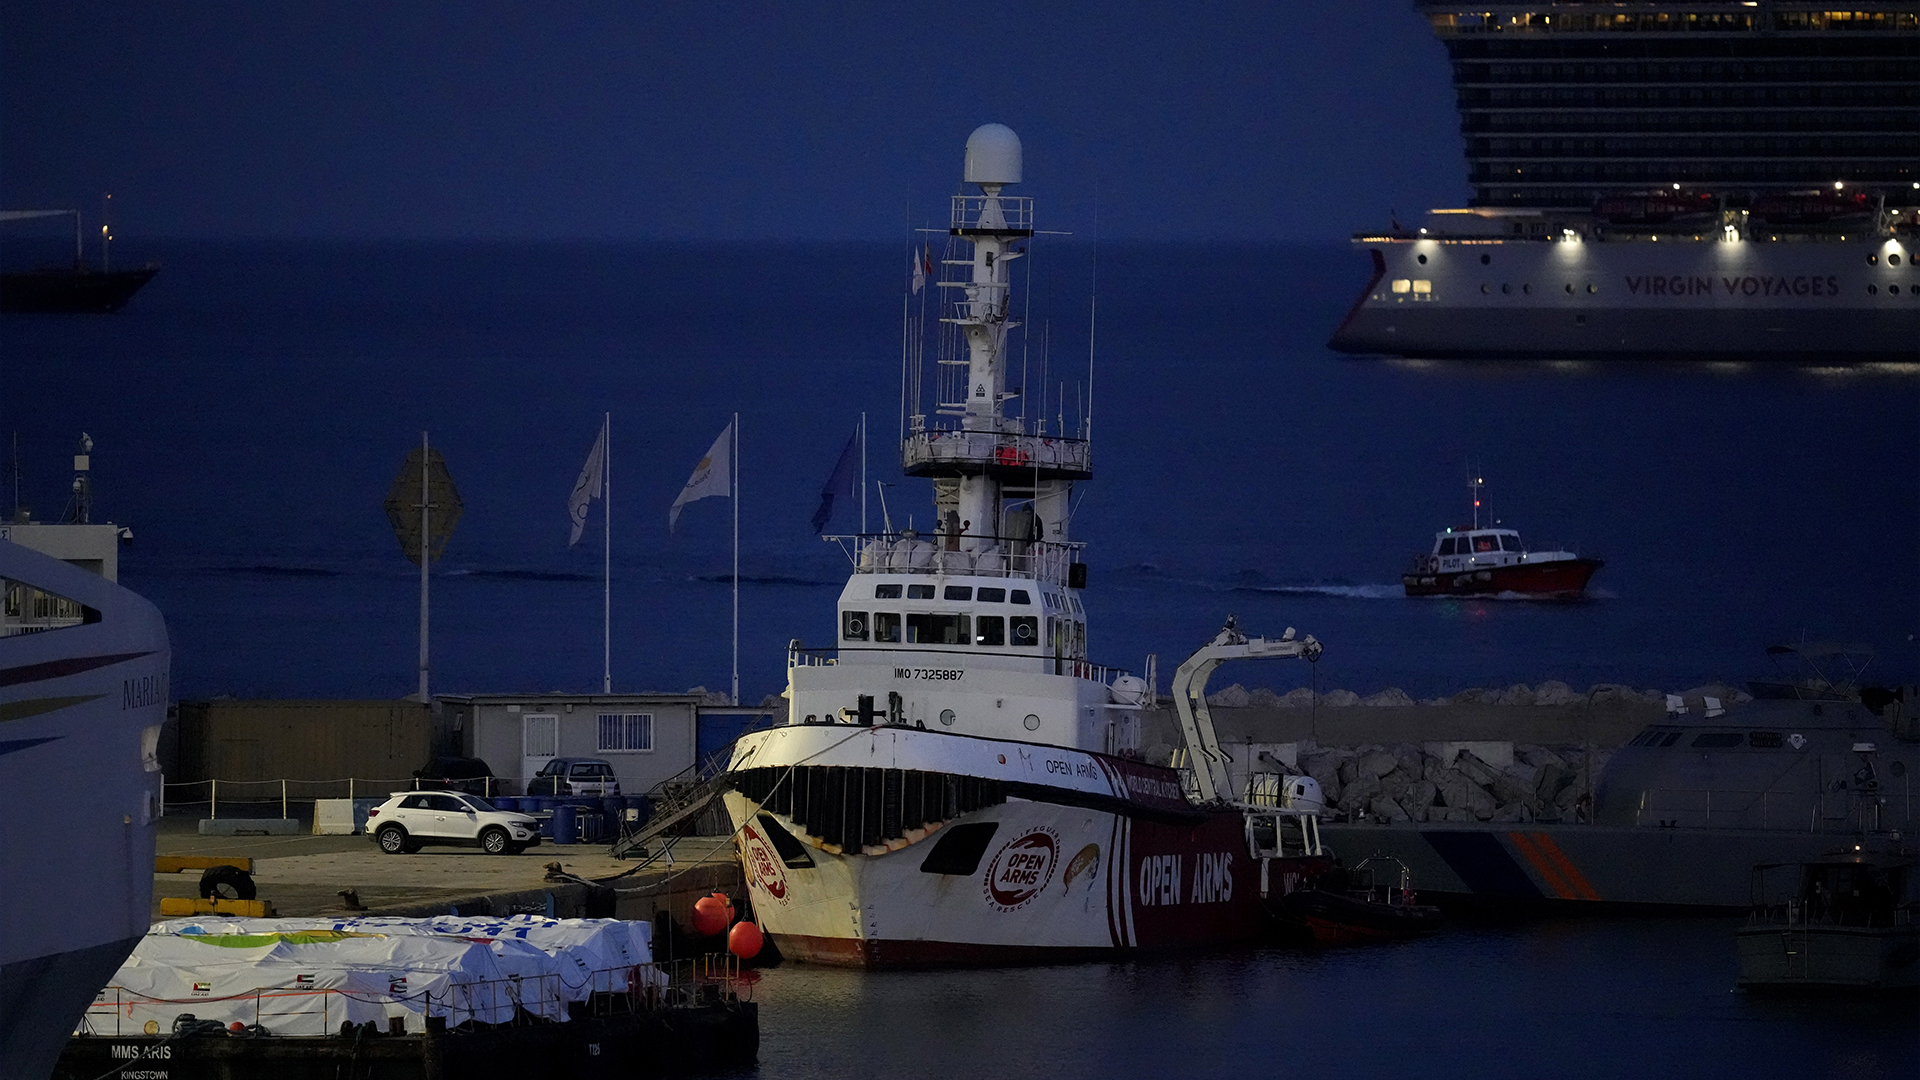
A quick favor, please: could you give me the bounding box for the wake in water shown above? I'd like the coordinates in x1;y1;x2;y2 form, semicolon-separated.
1231;582;1403;600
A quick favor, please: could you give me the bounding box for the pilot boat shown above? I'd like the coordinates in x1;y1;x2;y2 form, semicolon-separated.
1401;478;1602;599
718;125;1331;967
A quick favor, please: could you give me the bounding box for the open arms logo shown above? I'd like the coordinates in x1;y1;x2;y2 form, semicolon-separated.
740;823;790;902
983;827;1059;912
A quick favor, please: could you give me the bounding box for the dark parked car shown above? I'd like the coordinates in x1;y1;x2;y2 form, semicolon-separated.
411;756;499;796
525;757;621;797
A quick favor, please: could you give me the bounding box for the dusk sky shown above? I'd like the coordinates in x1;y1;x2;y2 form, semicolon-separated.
3;2;1465;242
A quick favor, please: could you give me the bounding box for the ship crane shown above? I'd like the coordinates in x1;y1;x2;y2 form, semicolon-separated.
1170;616;1322;804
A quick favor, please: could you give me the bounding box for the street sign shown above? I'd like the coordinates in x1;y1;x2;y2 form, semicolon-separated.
384;445;463;565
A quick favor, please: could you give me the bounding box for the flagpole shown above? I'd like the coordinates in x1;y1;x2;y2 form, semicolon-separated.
731;412;740;706
603;412;611;694
418;431;430;704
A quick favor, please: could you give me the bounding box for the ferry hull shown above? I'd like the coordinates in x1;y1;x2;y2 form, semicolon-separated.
1329;239;1920;362
1402;557;1601;598
724;791;1323;969
0;544;169;1079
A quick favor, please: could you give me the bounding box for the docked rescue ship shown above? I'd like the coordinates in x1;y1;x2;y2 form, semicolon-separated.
720;125;1329;967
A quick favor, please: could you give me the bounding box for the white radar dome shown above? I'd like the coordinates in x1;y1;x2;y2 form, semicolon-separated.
964;124;1023;186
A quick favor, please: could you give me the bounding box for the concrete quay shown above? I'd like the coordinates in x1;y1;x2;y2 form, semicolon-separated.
152;812;744;929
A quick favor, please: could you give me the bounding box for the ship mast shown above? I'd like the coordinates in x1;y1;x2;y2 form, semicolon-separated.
900;125;1092;584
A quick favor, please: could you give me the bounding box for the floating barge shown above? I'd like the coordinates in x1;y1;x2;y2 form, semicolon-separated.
56;916;758;1078
57;998;757;1080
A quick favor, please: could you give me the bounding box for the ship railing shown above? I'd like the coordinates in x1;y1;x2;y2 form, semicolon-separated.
949;194;1033;234
76;959;745;1038
786;642;1129;687
1633;786;1912;833
824;530;1085;585
901;426;1091;476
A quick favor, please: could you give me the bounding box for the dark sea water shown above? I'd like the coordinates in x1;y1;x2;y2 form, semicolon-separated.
2;240;1916;701
742;918;1917;1080
8;242;1917;1076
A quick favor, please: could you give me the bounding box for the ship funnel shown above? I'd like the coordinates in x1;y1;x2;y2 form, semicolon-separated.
964;124;1022;188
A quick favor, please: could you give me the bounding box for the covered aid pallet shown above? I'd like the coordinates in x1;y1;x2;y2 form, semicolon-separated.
88;916;663;1036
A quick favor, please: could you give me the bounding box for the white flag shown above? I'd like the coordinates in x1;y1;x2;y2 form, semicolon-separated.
910;250;925;295
567;419;606;546
669;421;732;532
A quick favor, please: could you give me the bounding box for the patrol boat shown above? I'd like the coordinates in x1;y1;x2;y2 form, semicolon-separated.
1401;477;1602;598
719;125;1329;967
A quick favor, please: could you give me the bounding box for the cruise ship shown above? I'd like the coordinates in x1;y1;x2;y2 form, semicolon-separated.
1330;1;1919;361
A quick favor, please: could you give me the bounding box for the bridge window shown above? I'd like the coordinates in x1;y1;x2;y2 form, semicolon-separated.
1010;589;1031;605
977;587;1006;602
1473;536;1498;553
872;612;901;643
1010;616;1038;646
1439;537;1459;555
1500;535;1521;552
874;583;902;599
1691;732;1744;749
907;584;935;599
907;613;970;645
944;586;972;600
976;615;1005;646
841;611;868;641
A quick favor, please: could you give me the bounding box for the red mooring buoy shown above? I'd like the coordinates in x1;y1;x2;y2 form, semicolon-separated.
727;920;764;959
691;892;734;936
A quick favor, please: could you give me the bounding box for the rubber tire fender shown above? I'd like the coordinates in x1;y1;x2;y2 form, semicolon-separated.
199;864;257;901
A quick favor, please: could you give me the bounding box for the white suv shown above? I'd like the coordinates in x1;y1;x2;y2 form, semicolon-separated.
365;792;541;855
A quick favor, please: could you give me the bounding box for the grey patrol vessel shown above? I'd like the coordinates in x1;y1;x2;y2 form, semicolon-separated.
1321;688;1918;910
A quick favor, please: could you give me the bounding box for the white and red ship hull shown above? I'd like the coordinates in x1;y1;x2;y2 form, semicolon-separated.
1402;556;1602;599
722;726;1326;968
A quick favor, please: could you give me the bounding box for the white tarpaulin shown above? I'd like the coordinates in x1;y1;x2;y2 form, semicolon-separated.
92;917;662;1036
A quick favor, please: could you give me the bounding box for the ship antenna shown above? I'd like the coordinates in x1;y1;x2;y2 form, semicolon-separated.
1087;190;1097;443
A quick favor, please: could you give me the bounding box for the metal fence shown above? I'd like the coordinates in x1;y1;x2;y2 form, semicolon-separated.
161;775;502;819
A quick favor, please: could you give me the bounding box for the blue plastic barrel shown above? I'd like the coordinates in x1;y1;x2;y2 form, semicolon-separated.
493;796;520;813
550;804;577;845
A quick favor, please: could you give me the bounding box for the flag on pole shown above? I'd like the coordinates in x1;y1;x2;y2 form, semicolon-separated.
912;243;933;294
670;421;733;531
810;428;861;534
567;420;607;546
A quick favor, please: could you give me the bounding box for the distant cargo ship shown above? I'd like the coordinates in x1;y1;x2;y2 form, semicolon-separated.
1;208;157;313
1331;1;1919;361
